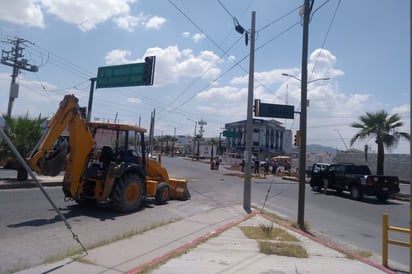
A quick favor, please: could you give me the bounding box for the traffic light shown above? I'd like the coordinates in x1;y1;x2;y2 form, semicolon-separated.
254;99;260;117
294;130;300;146
143;56;156;85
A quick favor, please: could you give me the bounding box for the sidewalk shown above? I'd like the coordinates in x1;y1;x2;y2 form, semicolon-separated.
15;205;395;274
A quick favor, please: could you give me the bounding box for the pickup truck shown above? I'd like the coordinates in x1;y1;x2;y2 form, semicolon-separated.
310;163;400;202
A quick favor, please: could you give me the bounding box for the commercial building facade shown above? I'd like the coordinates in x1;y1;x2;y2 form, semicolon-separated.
224;119;292;161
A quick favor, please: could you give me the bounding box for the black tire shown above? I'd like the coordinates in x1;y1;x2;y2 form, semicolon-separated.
111;173;143;212
155;182;171;205
76;198;97;207
312;185;321;192
350;186;363;201
17;169;28;181
377;193;389;202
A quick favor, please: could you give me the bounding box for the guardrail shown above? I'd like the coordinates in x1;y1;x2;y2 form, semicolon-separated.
382;213;411;270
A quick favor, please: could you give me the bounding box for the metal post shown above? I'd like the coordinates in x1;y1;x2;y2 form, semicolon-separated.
192;121;197;160
297;0;311;230
243;11;256;213
382;213;389;267
410;1;412;272
87;77;97;122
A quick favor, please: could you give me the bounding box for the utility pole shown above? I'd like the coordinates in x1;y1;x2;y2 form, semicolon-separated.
1;37;38;118
297;0;313;230
243;11;256;213
198;119;207;137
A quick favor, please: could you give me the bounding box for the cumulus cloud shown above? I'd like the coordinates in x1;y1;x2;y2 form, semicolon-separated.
127;97;142;104
182;32;206;43
145;16;166;29
113;14;145;32
0;0;45;28
105;49;133;65
0;0;165;32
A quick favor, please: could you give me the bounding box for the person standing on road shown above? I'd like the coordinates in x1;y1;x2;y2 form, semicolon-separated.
215;155;220;170
254;158;260;174
264;158;270;176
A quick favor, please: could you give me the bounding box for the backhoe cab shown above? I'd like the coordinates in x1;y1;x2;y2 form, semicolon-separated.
28;94;190;212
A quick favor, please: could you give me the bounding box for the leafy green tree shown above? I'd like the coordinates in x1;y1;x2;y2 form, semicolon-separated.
0;113;47;180
350;110;410;175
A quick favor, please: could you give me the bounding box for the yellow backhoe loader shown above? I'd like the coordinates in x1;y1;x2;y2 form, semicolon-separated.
27;94;190;212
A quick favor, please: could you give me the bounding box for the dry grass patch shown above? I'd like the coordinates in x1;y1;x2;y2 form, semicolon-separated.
240;223;308;258
240;224;299;242
259;241;308;258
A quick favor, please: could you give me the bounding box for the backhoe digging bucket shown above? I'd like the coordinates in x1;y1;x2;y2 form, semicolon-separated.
39;141;68;176
169;178;191;200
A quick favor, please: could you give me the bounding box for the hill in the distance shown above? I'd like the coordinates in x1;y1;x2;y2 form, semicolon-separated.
307;144;338;155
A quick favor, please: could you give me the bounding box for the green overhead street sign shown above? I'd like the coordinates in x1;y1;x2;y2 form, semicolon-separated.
223;130;241;138
96;63;144;88
96;56;155;88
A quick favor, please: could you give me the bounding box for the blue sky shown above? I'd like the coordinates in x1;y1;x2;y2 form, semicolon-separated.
0;0;409;154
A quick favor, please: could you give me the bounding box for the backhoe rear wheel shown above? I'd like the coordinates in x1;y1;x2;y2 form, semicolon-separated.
111;173;143;212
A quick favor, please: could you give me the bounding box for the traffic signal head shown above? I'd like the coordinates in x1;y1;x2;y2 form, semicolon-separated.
143;56;156;85
294;130;300;146
254;99;260;117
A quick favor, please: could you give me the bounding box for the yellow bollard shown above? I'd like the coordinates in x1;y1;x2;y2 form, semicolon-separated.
382;213;388;267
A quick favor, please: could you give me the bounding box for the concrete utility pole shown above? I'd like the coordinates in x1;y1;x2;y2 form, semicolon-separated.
198;119;207;137
297;0;313;230
409;1;411;271
1;37;38;118
243;11;256;213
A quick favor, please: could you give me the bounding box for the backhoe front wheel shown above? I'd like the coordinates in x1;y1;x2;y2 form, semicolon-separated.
111;174;143;212
155;182;171;205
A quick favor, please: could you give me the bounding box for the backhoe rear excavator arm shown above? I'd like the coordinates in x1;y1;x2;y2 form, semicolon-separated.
27;94;95;198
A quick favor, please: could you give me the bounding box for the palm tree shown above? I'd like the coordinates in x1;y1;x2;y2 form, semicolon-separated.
350;110;410;175
209;138;217;161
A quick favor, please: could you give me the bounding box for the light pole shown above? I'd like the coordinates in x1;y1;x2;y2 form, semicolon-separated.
281;69;330;229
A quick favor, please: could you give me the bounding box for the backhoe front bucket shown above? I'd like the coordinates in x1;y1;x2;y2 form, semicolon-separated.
169;178;191;200
39;141;68;176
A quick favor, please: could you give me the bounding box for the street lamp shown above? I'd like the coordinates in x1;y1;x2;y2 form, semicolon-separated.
281;73;330;84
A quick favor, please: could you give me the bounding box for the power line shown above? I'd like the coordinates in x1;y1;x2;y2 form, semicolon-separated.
310;0;342;76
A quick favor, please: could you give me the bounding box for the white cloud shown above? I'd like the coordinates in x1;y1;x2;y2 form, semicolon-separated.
0;0;45;28
181;32;206;43
192;33;205;42
41;0;133;31
105;49;133;65
127;97;142;104
0;0;165;32
113;14;145;32
145;16;166;29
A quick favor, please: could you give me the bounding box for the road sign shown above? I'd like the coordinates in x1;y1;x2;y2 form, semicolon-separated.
223;130;241;138
96;56;156;88
254;99;295;119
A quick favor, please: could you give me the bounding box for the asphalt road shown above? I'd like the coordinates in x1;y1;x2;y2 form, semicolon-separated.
0;157;409;273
